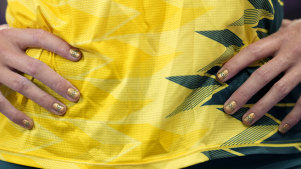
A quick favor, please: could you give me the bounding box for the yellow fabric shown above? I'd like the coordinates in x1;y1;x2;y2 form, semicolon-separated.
1;0;298;169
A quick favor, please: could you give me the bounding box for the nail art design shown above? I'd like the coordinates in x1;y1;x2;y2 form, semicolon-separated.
217;69;229;81
22;119;31;129
244;113;256;125
67;88;80;100
279;124;290;134
70;48;81;58
224;100;237;114
53;103;66;115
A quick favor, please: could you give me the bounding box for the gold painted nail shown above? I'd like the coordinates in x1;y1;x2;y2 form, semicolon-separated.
22;119;31;129
53;103;66;115
244;113;256;125
279;124;290;134
217;69;229;81
224;100;237;114
67;88;80;100
70;48;81;58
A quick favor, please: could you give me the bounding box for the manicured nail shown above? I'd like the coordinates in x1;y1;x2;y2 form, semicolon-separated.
224;100;237;114
67;88;80;100
279;124;290;134
70;48;81;58
53;103;66;115
217;69;229;81
243;113;256;125
22;119;32;129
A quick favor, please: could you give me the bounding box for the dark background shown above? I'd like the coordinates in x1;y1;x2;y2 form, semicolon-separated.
0;0;7;24
1;1;301;25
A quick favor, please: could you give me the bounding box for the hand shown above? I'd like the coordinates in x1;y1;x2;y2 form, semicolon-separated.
0;25;82;130
216;19;301;134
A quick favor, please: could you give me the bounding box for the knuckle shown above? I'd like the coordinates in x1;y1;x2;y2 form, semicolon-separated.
32;29;47;44
26;59;44;77
246;44;262;59
253;67;270;83
38;93;52;106
236;89;251;102
54;41;68;56
52;77;67;91
274;81;290;98
12;76;29;93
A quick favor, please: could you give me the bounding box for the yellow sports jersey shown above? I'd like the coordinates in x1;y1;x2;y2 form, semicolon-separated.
1;0;300;168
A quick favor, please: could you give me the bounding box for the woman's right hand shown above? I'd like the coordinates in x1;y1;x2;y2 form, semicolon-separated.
0;25;81;130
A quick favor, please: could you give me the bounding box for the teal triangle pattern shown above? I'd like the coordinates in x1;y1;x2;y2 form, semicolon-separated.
196;29;244;48
248;0;274;14
195;29;244;72
166;75;219;89
203;149;238;160
165;75;222;118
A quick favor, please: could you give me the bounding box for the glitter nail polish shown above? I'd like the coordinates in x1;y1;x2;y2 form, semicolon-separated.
224;100;237;114
70;48;81;58
67;88;80;100
53;103;66;115
22;119;31;129
217;69;229;81
279;124;290;134
244;113;256;125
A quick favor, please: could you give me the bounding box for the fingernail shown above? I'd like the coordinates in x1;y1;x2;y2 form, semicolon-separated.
243;113;256;125
279;124;290;134
70;48;81;58
224;100;237;114
67;88;80;100
53;103;66;115
217;69;229;81
22;119;32;130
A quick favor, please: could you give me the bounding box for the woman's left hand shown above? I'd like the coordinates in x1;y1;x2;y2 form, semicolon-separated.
216;19;301;134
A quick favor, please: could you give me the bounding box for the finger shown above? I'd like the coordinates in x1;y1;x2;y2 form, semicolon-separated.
223;56;291;114
6;53;80;102
241;66;300;126
0;24;10;30
5;28;82;61
279;96;301;134
0;68;67;116
0;91;34;130
216;32;282;82
280;19;293;31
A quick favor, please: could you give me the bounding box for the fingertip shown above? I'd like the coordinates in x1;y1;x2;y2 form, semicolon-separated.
243;112;256;126
67;88;81;102
279;123;290;134
22;119;34;130
216;69;229;82
224;100;237;114
69;48;82;61
52;103;67;116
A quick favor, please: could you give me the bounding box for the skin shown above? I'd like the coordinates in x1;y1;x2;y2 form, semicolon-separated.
0;25;81;129
217;19;301;134
0;19;299;132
